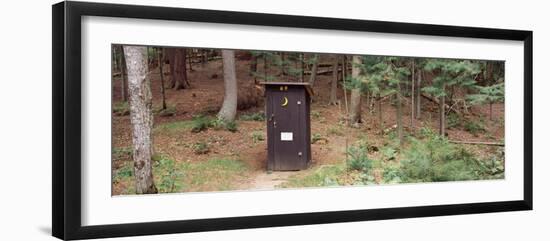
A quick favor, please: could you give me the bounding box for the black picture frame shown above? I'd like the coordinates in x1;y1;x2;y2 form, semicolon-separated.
52;1;533;240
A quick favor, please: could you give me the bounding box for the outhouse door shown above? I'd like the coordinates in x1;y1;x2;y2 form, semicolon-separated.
266;84;310;171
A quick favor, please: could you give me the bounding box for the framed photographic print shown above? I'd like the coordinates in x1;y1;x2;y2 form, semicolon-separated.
52;1;533;240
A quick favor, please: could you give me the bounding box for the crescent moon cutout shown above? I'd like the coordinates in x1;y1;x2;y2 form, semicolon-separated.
281;97;288;107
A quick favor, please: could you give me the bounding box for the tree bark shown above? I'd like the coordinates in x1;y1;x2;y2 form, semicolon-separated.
342;56;349;116
308;54;319;86
300;53;304;82
410;59;415;129
416;69;421;119
396;78;403;145
158;48;167;110
123;46;157;194
439;90;446;136
119;46;128;102
378;94;383;133
349;55;362;126
166;48;176;88
329;55;339;105
174;48;190;89
218;50;238;122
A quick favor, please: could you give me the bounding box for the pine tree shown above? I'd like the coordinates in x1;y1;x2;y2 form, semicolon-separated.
467;82;504;121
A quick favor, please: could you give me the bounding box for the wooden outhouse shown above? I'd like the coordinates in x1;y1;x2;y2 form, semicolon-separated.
260;82;313;171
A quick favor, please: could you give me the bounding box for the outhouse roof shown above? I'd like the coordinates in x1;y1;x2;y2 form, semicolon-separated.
258;81;314;97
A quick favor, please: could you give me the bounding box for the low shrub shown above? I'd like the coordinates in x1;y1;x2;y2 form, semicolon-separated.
192;141;210;155
251;131;265;143
239;112;265;121
346;142;374;173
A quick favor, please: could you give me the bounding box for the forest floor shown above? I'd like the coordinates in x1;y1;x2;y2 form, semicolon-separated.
111;57;505;195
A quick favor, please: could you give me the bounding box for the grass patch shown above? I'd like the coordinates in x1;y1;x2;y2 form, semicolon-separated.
113;156;250;194
155;120;194;132
279;165;345;188
239;112;265;121
327;126;344;136
251;131;265;143
156;105;177;117
181;158;249;191
112;146;132;161
113;101;130;116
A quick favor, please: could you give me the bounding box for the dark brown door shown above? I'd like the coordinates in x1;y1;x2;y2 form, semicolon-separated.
271;87;302;170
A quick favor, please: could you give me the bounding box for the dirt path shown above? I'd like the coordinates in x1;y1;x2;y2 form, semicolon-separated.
248;171;295;190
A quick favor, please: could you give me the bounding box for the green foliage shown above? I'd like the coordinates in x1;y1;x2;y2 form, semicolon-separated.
400;129;488;182
464;120;486;135
310;110;322;119
239;112;265;121
154;156;183;193
251;131;265;143
279;165;344;188
447;112;461;129
327;126;344;136
382;165;403;184
155;120;193;133
466;82;505;105
380;146;397;161
192;141;210;155
311;133;323;144
422;59;481;97
191;115;214;133
346;142;374;173
113;164;133;182
112;147;132;161
223;120;238;132
113;101;130;116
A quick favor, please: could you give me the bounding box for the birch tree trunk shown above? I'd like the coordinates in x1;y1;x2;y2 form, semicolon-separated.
123;46;157;194
218;50;238;122
329;55;339;105
349;55;362;126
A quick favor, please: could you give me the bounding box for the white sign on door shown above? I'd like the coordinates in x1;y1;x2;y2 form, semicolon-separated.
280;132;293;141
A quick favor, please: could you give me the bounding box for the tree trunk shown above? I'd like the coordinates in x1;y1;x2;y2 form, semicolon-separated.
173;48;190;89
396;79;403;145
489;102;493;121
300;53;304;82
349;55;362;126
416;69;421;119
119;46;128;102
167;48;176;88
202;49;208;67
218;50;238;122
308;54;319;86
329;55;339;105
342;56;349;116
280;52;285;79
439;92;446;136
410;59;415;129
123;46;157;194
485;61;494;85
250;54;257;77
187;49;193;72
378;94;383;133
158;48;167;110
